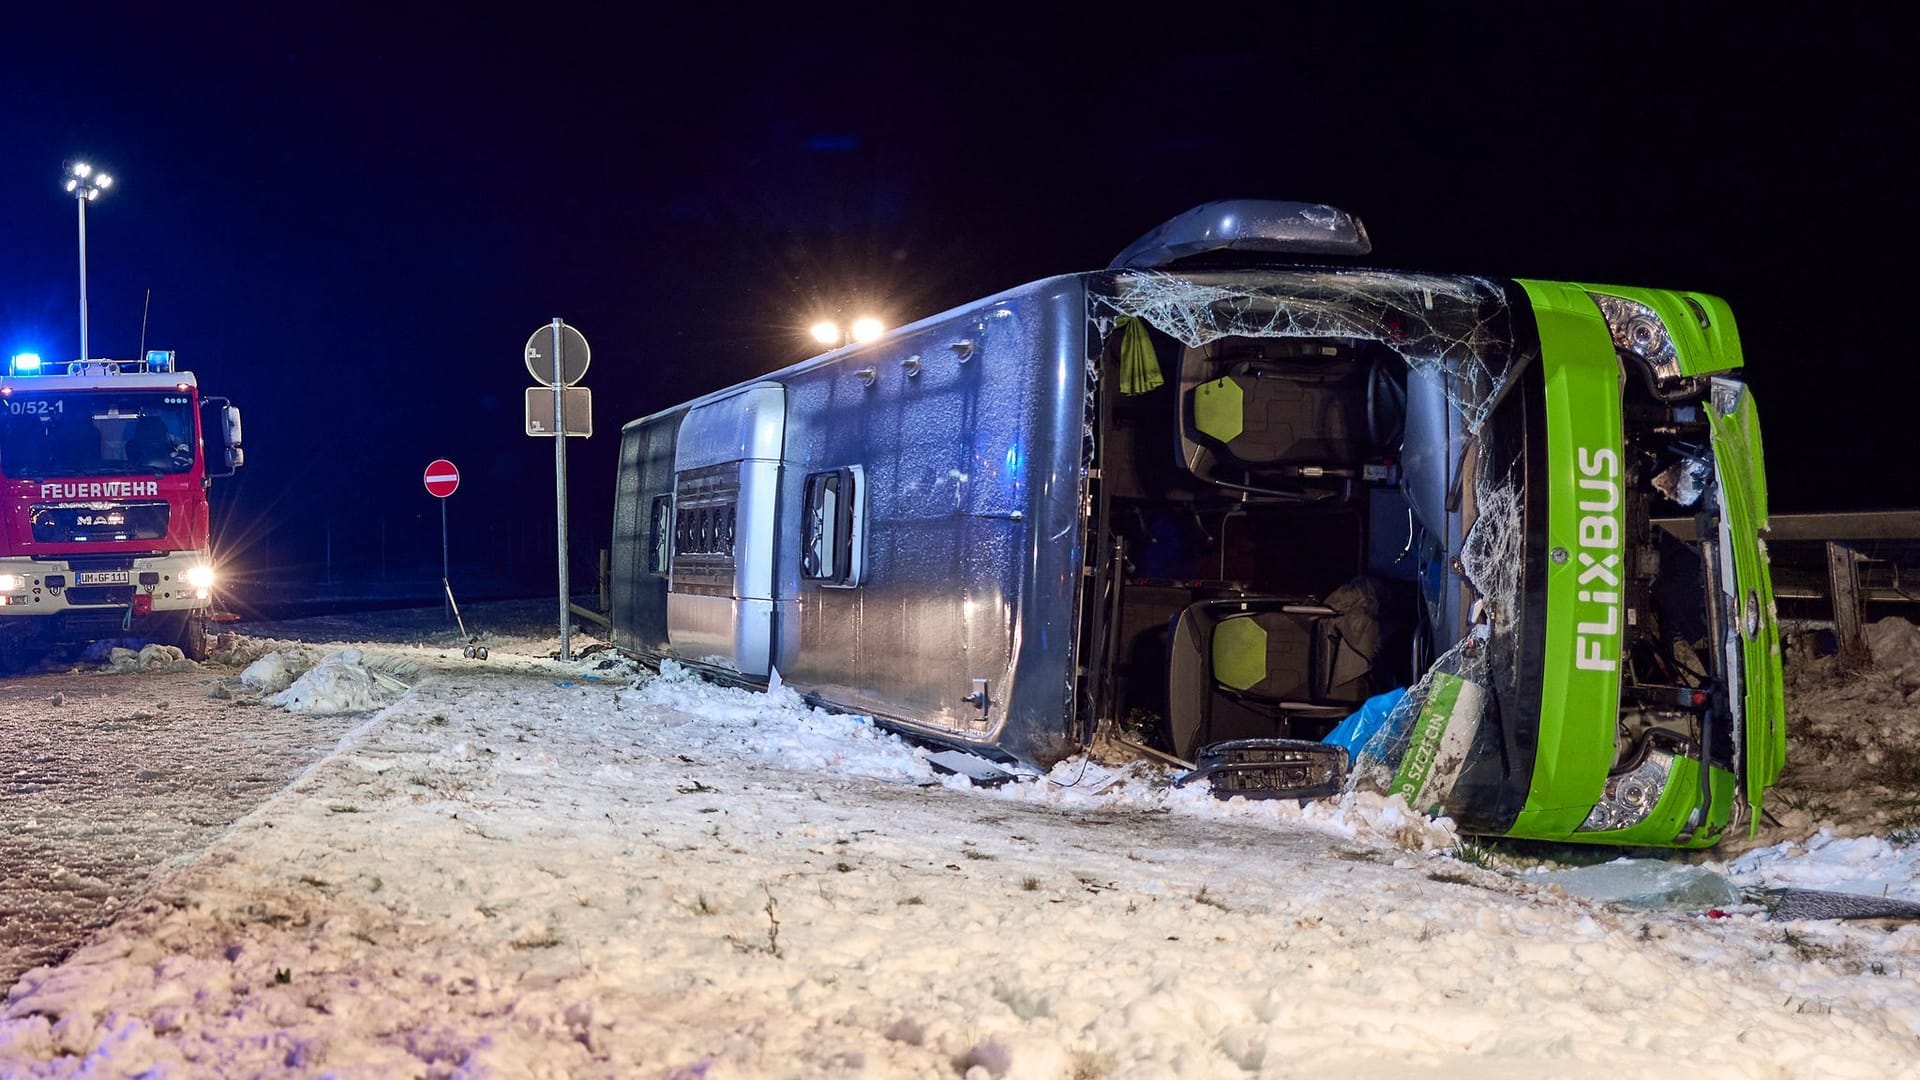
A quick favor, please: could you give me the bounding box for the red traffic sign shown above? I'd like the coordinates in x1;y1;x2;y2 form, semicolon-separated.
423;459;461;499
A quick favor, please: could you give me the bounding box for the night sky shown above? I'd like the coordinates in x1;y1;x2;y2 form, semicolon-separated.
2;10;1911;595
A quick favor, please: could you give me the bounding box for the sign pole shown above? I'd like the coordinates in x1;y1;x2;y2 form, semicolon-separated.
422;460;462;619
552;317;570;661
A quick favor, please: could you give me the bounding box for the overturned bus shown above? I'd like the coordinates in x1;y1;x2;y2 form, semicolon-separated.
610;200;1784;848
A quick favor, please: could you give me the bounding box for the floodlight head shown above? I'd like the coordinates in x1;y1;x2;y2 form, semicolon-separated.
96;174;112;188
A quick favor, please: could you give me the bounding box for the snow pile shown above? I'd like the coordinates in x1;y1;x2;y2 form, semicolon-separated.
1742;618;1920;850
629;662;1460;852
237;647;422;713
1868;616;1920;700
238;649;304;692
1725;829;1920;902
96;644;190;674
996;757;1461;852
629;660;942;784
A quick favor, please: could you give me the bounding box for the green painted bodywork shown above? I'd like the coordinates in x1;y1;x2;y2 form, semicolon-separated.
1707;386;1786;832
1575;759;1735;848
1578;283;1783;839
1493;280;1781;847
1574;285;1745;377
1508;280;1624;840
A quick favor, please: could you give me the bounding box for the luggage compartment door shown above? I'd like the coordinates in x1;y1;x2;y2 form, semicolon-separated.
667;384;787;676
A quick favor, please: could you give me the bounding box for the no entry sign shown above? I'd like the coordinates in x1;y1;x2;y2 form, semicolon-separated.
423;459;461;499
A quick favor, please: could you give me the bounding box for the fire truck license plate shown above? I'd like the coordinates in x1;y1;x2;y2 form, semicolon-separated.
76;571;130;585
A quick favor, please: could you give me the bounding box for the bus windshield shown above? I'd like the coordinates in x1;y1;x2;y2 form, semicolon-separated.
0;391;197;478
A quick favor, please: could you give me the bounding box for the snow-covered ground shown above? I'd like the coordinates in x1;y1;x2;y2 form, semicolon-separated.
2;606;1919;1078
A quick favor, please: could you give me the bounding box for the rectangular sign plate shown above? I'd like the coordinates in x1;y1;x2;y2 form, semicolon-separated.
76;570;131;585
525;386;592;438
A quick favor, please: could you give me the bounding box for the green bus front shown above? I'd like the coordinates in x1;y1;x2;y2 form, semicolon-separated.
1082;263;1782;848
1500;282;1784;847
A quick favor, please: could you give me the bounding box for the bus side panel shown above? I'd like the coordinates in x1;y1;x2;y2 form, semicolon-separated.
611;413;680;656
780;280;1089;766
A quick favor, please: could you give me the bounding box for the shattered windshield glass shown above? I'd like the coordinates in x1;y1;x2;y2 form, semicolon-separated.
0;392;197;478
1091;269;1518;432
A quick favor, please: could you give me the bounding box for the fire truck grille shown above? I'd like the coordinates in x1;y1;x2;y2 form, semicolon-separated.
63;586;134;607
30;501;171;543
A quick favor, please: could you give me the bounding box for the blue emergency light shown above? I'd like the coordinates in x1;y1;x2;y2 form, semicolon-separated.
145;349;175;372
8;353;42;375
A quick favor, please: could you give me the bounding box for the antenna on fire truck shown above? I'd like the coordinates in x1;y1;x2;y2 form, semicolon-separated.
137;288;151;362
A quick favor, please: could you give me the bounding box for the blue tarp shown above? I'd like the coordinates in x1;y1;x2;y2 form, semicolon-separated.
1319;687;1407;759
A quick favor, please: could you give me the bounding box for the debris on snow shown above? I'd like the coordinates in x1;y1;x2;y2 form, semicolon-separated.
1536;859;1741;911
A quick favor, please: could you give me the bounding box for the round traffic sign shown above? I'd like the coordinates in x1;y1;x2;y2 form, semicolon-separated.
524;323;591;386
423;459;461;499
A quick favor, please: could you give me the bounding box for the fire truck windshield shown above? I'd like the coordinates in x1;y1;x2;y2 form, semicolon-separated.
0;391;197;478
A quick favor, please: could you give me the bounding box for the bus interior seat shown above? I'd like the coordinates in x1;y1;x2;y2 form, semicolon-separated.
1163;586;1389;760
1188;359;1370;468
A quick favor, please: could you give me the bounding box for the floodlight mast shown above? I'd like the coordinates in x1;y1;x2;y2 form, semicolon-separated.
64;161;112;362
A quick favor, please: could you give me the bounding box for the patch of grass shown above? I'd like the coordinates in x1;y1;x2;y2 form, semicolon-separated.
1426;869;1479;888
692;893;717;915
1193;886;1229;912
274;968;292;985
676;780;718;795
961;848;996;861
1778;930;1841;964
296;876;332;890
726;890;783;958
1875;745;1920;787
899;895;925;906
1329;848;1386;864
1021;877;1042;892
1071;1050;1117;1079
834;862;854;873
509;932;563;951
1450;840;1498;868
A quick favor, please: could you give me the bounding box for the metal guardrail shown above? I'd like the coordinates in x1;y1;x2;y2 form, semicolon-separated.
1653;511;1920;543
1657;509;1920;661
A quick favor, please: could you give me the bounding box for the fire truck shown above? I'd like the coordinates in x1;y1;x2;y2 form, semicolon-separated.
0;350;243;671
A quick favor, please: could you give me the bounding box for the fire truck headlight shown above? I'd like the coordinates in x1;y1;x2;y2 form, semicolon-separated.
0;574;24;591
185;565;216;590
